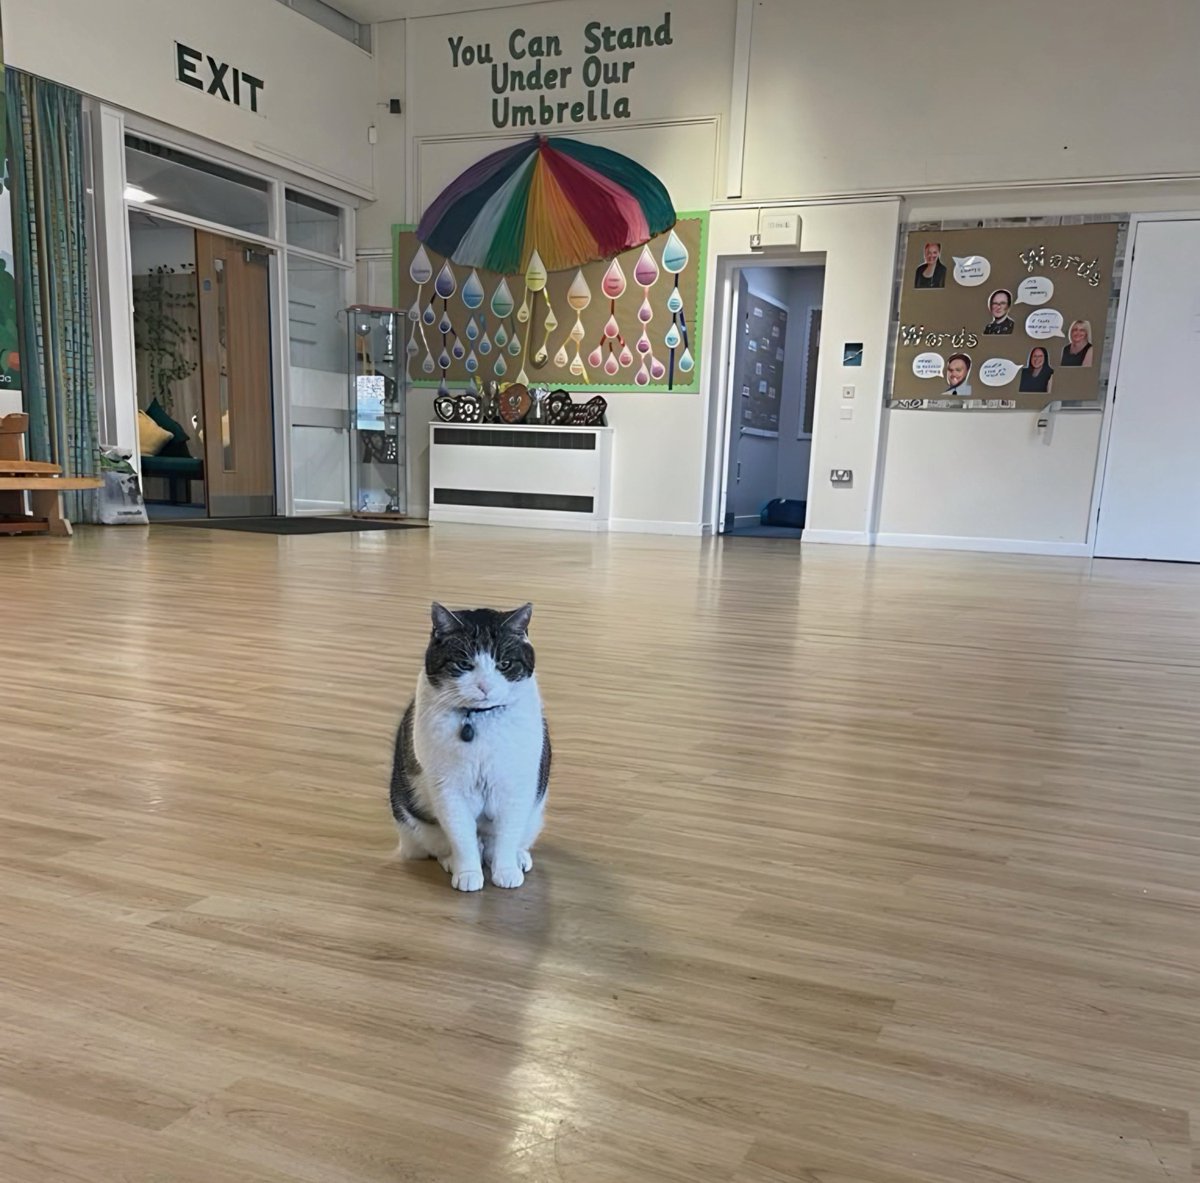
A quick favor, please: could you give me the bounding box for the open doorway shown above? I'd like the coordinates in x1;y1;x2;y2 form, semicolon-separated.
130;211;275;519
130;211;204;519
720;264;825;538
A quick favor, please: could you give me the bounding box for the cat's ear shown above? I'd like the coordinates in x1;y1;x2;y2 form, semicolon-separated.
431;602;461;637
503;602;533;635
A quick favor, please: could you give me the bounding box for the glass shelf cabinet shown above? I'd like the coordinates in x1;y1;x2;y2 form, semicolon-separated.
347;304;407;516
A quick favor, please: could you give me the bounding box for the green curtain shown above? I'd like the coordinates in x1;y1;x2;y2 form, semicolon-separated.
6;69;98;520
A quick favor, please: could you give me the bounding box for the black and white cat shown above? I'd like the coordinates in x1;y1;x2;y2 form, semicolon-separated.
389;602;550;892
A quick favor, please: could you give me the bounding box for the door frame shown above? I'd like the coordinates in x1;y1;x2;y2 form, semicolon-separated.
92;103;356;516
1087;210;1200;557
704;251;827;535
129;208;280;514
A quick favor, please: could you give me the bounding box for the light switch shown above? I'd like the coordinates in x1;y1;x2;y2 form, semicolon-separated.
842;385;856;399
840;406;854;420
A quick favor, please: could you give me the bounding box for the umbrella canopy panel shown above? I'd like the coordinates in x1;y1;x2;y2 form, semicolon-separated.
416;136;677;275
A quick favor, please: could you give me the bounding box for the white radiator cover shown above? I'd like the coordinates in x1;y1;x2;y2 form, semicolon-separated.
428;423;614;532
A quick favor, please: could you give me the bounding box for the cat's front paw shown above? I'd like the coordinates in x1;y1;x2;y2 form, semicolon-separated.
518;850;533;873
451;867;485;892
491;864;525;889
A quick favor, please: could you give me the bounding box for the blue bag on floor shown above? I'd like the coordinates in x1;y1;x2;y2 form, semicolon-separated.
761;498;806;528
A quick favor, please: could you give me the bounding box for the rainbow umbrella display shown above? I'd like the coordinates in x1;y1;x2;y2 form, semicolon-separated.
416;136;676;275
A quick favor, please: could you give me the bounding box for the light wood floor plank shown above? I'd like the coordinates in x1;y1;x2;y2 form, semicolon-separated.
2;525;1199;1181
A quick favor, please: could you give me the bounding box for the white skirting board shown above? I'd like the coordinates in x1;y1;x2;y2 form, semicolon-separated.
874;533;1090;557
801;529;872;546
430;506;610;532
609;518;704;536
422;513;702;535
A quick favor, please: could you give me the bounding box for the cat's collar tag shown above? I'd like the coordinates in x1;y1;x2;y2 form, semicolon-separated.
459;704;503;742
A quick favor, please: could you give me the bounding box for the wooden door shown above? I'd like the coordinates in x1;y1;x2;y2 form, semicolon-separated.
196;231;274;517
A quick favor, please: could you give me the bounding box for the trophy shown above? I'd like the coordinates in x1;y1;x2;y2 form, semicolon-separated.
480;379;499;423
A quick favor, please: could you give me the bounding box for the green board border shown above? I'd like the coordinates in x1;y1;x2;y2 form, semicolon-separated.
391;209;709;395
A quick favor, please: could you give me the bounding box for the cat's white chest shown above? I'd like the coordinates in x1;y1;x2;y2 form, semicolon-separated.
414;677;543;810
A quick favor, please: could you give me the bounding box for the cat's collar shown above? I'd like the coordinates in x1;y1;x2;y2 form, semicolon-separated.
459;703;505;743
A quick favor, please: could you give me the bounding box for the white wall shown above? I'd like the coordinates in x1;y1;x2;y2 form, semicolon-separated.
358;19;407;253
4;0;376;195
742;0;1200;201
877;413;1104;554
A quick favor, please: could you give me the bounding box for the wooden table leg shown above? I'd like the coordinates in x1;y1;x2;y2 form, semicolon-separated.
30;488;73;537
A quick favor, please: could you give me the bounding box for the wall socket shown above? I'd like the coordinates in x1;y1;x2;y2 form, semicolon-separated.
830;469;853;485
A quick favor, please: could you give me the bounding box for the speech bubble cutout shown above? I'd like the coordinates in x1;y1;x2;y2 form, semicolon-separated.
953;255;991;286
912;352;945;379
1026;309;1065;338
979;358;1022;387
1016;276;1054;306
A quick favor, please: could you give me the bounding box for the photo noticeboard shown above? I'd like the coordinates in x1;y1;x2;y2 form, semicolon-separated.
735;282;787;437
891;223;1119;411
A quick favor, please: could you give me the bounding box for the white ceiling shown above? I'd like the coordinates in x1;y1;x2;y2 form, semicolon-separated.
331;0;557;23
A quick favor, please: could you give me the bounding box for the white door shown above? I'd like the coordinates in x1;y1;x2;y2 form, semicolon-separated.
1096;219;1200;561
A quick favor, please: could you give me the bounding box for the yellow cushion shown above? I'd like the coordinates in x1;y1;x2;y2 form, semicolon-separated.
138;410;173;456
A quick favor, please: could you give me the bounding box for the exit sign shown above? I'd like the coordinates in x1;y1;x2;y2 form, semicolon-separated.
176;43;265;114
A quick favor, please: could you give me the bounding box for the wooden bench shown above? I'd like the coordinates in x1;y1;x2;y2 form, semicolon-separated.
0;413;102;537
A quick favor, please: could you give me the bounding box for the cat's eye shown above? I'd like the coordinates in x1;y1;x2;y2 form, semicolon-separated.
453;660;475;673
497;659;513;672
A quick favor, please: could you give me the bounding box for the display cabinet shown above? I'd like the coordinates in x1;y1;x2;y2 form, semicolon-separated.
347;304;406;516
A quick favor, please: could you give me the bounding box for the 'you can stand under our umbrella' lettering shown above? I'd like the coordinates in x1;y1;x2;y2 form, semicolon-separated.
447;12;676;129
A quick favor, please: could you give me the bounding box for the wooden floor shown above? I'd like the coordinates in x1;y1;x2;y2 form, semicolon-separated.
3;524;1200;1182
